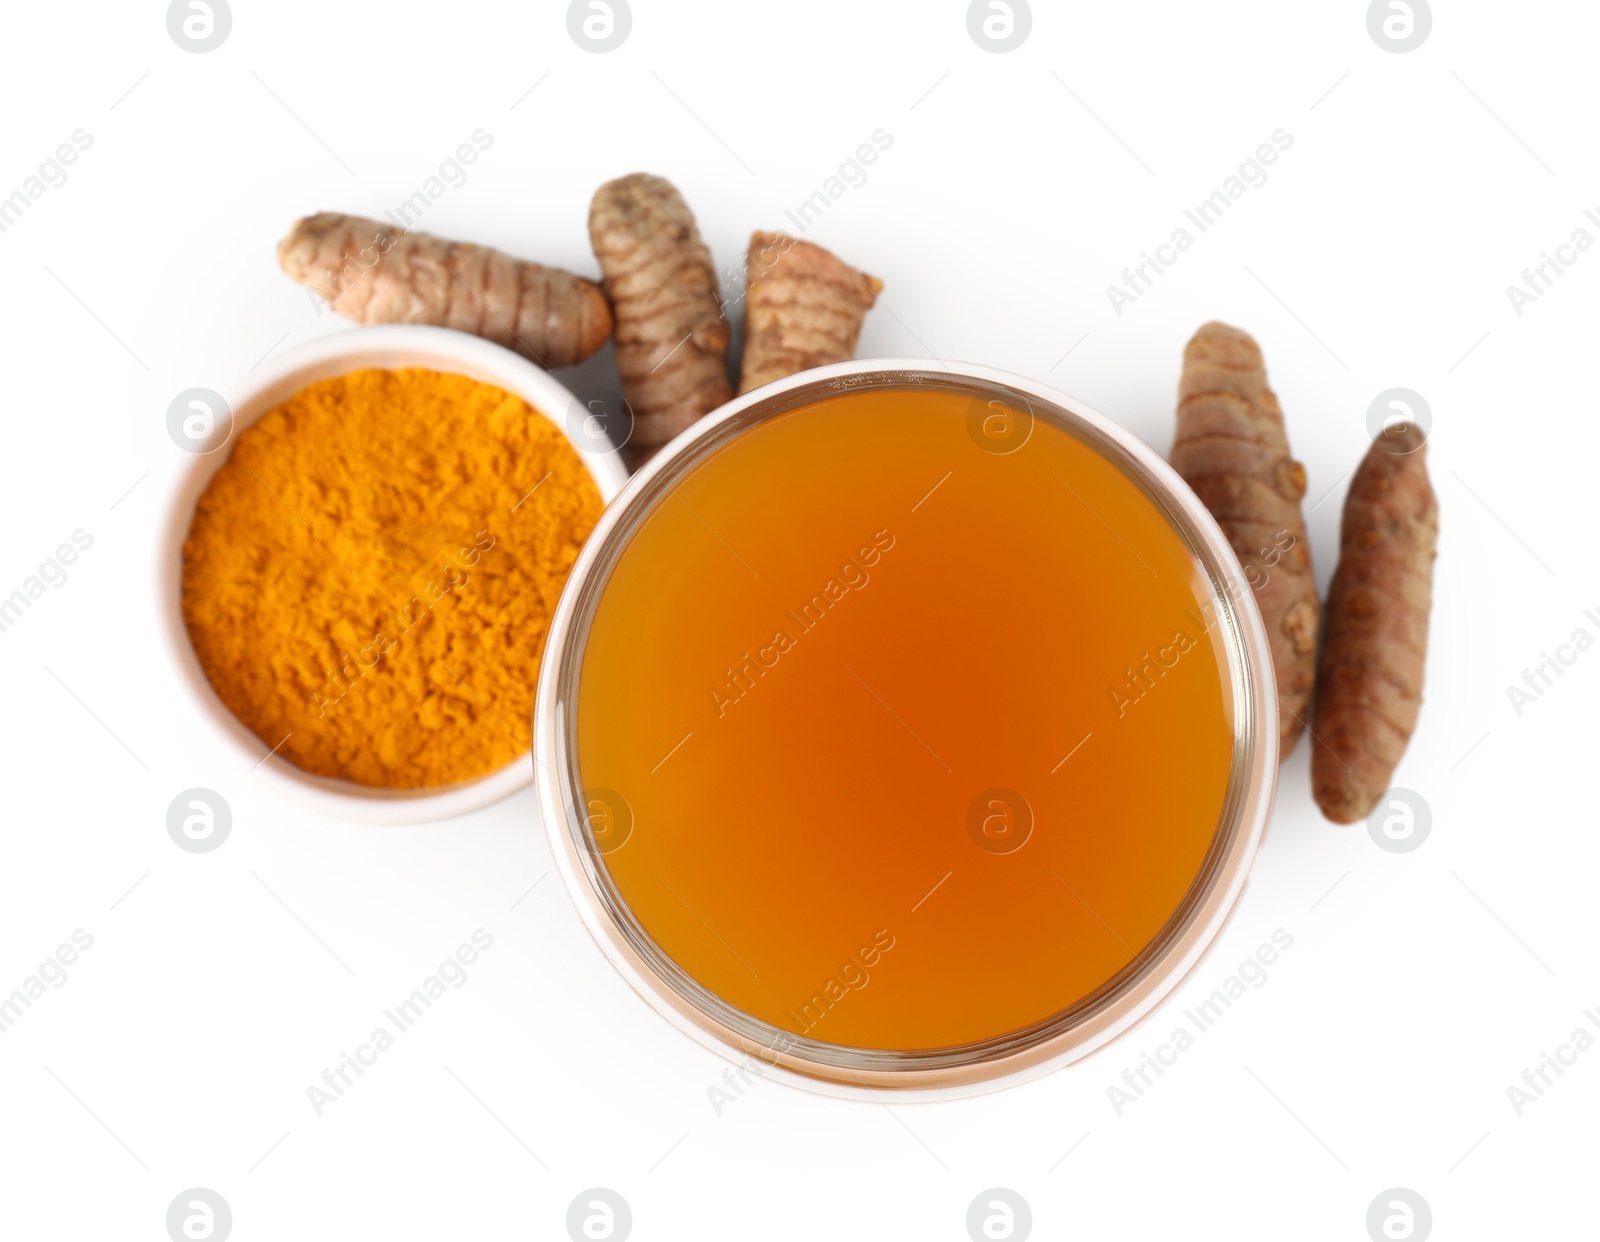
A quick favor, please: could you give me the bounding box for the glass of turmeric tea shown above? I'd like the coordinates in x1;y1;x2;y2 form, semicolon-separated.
536;362;1278;1095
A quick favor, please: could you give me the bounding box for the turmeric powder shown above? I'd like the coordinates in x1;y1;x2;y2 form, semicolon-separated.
181;368;602;789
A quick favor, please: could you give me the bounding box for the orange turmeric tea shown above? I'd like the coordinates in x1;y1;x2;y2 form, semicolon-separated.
575;388;1235;1051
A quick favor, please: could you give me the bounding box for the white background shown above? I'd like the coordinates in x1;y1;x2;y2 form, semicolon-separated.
1;1;1596;1238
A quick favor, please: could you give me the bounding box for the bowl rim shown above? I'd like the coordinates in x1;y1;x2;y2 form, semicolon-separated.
535;357;1280;1099
155;323;629;825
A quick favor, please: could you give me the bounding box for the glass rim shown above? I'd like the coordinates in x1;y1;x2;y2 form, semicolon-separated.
534;359;1279;1097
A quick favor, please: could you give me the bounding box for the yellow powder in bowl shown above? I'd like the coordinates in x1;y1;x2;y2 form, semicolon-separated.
181;367;602;788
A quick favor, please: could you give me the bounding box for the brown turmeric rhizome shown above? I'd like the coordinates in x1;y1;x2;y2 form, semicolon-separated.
181;368;602;788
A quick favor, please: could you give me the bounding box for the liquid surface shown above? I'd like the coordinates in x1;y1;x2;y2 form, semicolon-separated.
576;388;1233;1051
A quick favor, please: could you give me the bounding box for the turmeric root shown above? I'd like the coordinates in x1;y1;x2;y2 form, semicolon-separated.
588;174;731;468
737;231;882;394
1171;322;1318;755
1311;424;1438;823
277;213;612;369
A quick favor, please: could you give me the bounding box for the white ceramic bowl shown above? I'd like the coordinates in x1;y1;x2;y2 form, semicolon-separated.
156;325;628;824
